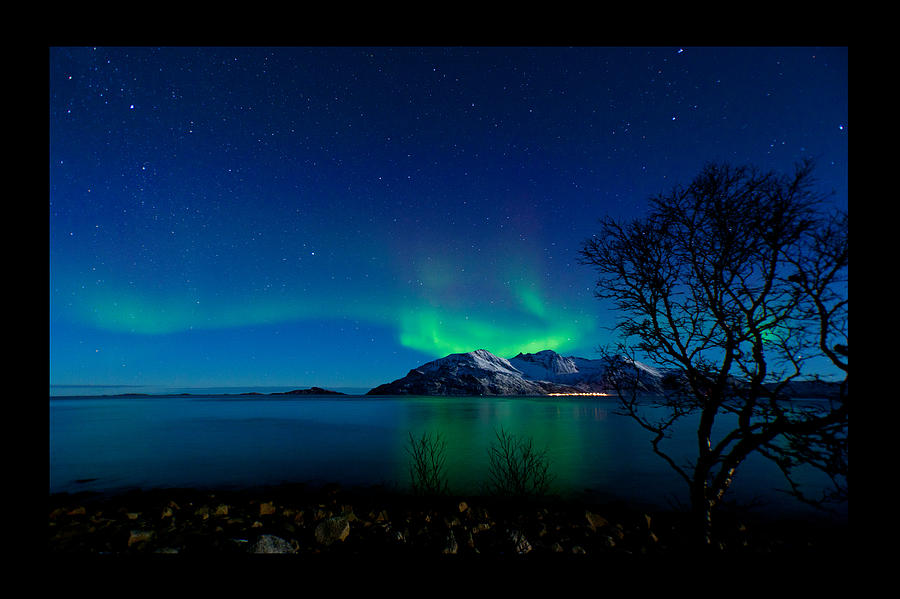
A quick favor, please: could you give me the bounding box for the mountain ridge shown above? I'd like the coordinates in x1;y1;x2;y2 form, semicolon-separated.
366;348;637;396
366;348;845;398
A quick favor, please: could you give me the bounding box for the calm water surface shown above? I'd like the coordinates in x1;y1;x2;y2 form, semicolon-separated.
49;394;844;520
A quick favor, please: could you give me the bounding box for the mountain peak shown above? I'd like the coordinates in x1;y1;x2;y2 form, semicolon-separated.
367;348;619;396
509;350;580;377
417;348;522;377
512;349;562;359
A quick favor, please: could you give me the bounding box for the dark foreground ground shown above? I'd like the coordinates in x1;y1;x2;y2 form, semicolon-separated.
48;481;848;578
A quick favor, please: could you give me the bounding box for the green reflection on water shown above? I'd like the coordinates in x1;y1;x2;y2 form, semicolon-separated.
390;397;618;496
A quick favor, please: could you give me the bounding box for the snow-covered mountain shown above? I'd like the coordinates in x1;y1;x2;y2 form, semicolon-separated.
365;348;844;398
366;348;661;396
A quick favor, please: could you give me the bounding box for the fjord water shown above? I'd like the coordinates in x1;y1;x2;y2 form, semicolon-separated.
49;394;843;521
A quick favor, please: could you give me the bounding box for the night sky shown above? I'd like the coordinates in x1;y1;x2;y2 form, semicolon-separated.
49;46;848;393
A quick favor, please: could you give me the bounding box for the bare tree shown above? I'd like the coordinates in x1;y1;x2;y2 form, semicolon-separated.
486;427;554;498
579;160;847;547
406;431;450;496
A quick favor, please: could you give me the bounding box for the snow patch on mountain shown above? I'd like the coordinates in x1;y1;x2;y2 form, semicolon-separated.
365;348;841;398
367;348;630;396
419;349;524;377
509;350;579;379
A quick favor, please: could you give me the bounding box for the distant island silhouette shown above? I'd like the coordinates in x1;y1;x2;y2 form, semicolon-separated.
254;387;346;396
52;387;347;399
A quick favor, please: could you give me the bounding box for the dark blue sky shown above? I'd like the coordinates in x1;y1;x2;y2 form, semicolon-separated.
49;46;848;392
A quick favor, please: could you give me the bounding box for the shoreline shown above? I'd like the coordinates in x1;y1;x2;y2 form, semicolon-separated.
49;480;848;563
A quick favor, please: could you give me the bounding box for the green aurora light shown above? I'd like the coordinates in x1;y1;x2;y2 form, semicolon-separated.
63;273;595;360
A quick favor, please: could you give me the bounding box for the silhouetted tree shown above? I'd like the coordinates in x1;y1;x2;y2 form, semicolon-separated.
486;427;554;498
579;160;847;547
406;431;450;496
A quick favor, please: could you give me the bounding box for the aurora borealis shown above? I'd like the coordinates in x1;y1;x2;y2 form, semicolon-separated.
49;46;848;393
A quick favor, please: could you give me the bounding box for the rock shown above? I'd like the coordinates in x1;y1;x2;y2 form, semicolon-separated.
551;542;564;553
464;529;475;549
508;528;532;555
442;530;458;555
458;501;469;513
252;535;296;554
571;545;587;555
67;506;86;516
214;504;229;517
598;534;616;548
585;510;608;531
472;522;492;534
259;501;276;516
315;516;350;546
127;530;155;547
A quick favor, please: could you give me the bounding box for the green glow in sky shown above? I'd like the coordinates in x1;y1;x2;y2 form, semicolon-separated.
72;288;313;335
396;306;587;358
57;227;599;368
70;277;592;361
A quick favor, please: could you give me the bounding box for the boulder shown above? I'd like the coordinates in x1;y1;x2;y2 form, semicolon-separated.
585;510;608;531
127;530;154;547
508;528;532;555
598;534;616;548
315;516;350;546
251;534;296;554
442;530;458;555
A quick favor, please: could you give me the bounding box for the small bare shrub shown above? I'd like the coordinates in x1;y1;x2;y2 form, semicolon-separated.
406;431;450;496
486;427;554;498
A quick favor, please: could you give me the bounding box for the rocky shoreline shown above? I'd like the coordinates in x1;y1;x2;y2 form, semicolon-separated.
48;481;848;567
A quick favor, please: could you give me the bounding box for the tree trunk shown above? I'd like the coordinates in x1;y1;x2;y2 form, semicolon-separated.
693;406;717;548
690;483;714;548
